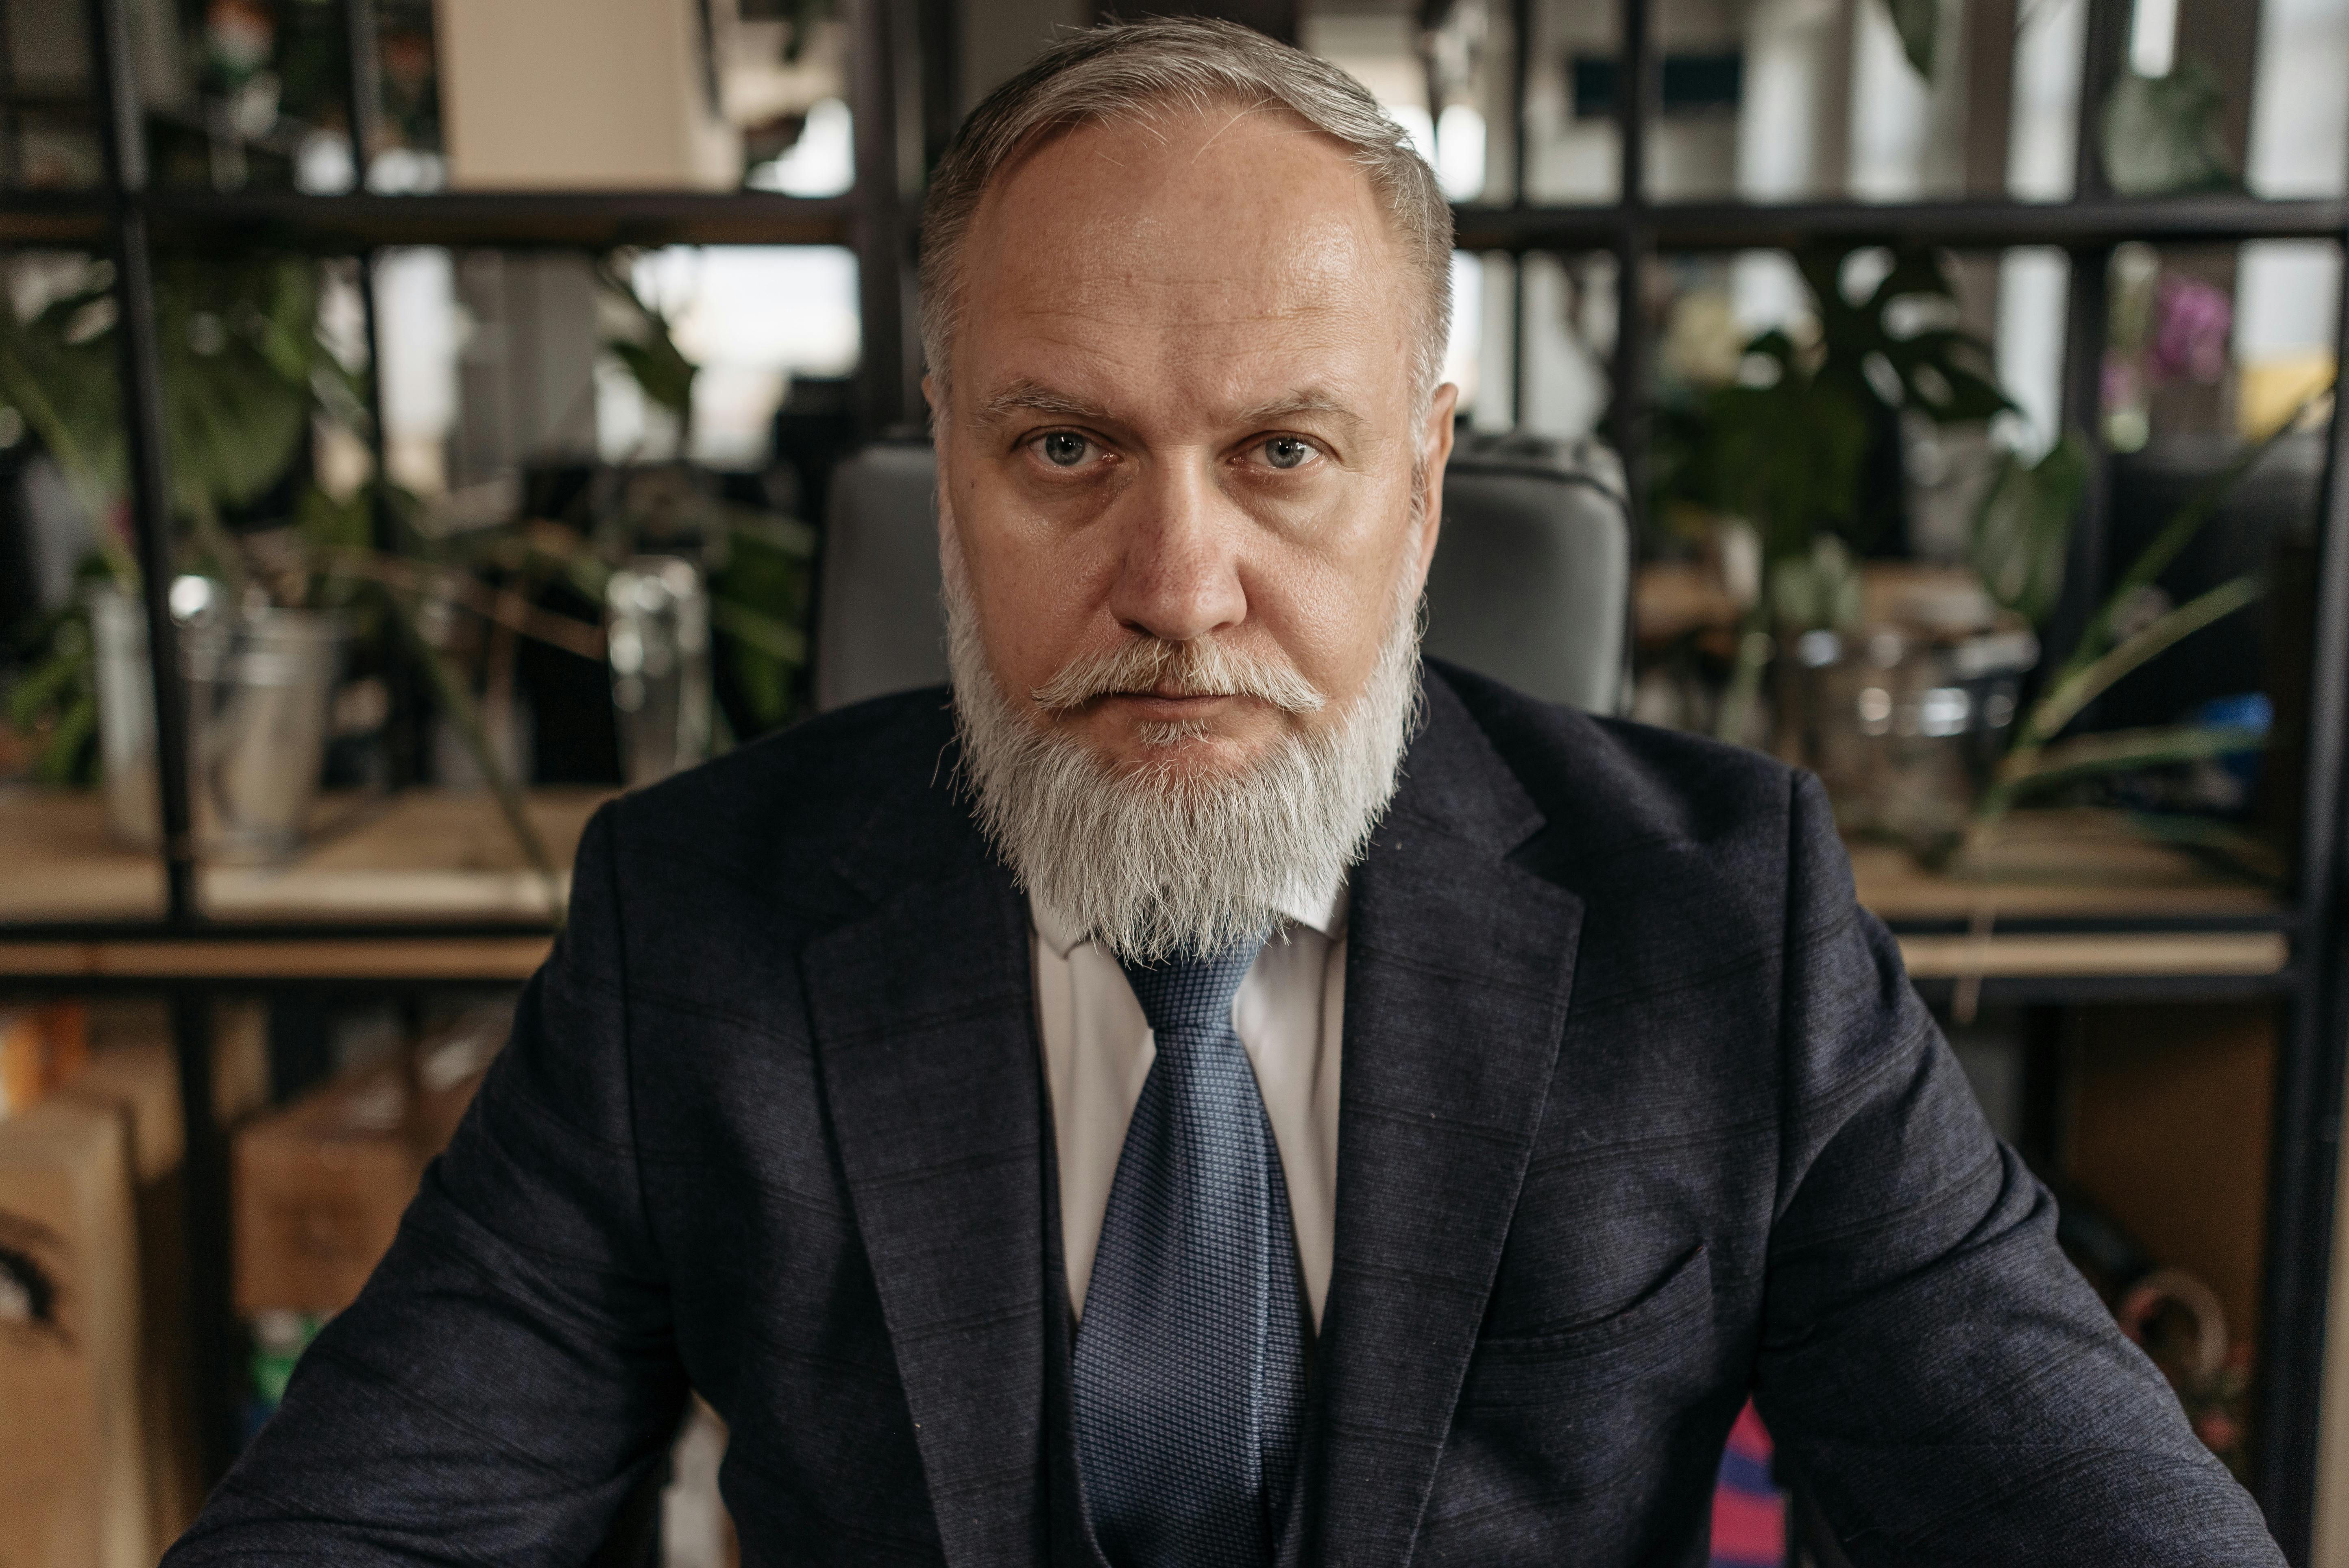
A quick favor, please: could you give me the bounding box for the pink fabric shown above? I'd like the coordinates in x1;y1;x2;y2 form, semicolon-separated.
1711;1401;1785;1567
1727;1402;1772;1461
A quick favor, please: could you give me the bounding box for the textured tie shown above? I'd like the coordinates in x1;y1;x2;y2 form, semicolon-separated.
1072;935;1307;1568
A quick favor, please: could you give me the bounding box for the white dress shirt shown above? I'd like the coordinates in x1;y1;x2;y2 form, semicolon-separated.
1031;880;1347;1329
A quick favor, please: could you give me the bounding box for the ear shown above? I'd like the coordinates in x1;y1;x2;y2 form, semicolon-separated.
1413;382;1460;582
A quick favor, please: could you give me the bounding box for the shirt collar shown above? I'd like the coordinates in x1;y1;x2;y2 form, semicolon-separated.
1029;869;1350;960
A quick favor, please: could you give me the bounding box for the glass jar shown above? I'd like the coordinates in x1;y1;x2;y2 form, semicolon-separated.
1791;624;2037;860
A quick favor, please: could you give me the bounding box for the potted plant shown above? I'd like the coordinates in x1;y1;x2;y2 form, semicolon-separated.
0;252;376;861
1650;244;2012;747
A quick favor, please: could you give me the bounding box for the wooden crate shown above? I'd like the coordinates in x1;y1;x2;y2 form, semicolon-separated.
233;1042;487;1319
0;1098;151;1568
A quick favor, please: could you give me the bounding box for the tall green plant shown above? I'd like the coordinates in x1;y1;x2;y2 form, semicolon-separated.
0;253;336;587
0;254;342;782
1972;385;2333;834
0;254;566;907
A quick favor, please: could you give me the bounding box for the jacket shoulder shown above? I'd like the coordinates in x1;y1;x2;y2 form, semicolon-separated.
1429;659;1801;869
594;686;960;913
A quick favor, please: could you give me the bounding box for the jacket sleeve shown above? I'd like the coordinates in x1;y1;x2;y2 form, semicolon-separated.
166;804;689;1565
1749;773;2282;1566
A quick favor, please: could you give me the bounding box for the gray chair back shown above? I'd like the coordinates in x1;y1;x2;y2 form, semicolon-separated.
1425;433;1631;714
812;436;1630;715
812;441;950;715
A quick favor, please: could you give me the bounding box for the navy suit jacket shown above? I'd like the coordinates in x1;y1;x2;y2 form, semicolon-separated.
166;662;2281;1566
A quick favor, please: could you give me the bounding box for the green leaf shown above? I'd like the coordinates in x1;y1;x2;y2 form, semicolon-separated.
2023;574;2264;749
608;338;697;418
2067;392;2323;673
155;255;317;514
31;692;96;785
294;483;373;555
1883;0;1939;80
595;253;702;437
709;599;808;663
2005;723;2268;796
6;634;91;727
1970;435;2086;627
0;254;322;535
708;516;815;736
1865;246;1953;311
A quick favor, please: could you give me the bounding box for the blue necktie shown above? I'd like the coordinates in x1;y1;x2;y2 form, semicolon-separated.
1073;936;1307;1568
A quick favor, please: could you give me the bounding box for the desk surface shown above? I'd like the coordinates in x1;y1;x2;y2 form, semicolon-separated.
0;790;2290;986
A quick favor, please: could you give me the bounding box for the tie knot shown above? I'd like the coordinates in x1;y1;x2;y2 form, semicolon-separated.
1118;936;1266;1043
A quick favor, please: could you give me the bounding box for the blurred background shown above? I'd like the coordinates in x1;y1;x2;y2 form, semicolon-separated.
4;0;2349;1564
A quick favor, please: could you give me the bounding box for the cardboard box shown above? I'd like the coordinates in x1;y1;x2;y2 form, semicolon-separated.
438;0;739;189
234;1061;423;1319
209;1000;271;1129
0;1097;152;1568
56;1037;202;1550
0;995;286;1559
0;1002;90;1119
233;1039;488;1320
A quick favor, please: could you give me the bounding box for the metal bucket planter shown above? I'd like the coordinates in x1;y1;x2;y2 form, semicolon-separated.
90;582;349;864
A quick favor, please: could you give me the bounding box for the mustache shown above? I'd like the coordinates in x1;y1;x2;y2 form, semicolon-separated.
1029;635;1327;716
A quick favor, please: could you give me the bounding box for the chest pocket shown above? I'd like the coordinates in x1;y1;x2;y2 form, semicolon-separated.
1459;1243;1713;1408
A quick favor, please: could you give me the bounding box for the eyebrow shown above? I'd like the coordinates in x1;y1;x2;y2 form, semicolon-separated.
1231;391;1365;432
974;380;1115;425
971;379;1369;436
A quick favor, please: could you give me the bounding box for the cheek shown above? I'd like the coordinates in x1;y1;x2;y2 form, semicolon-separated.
953;472;1120;688
1249;483;1419;703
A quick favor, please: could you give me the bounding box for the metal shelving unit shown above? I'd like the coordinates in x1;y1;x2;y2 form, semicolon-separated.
6;0;2349;1557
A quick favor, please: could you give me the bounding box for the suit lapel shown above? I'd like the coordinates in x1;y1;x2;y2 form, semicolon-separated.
1310;673;1584;1567
800;766;1048;1568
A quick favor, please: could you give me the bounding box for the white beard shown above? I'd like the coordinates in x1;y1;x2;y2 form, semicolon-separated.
944;531;1425;963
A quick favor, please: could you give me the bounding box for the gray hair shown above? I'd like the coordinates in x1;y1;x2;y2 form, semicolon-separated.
918;16;1454;405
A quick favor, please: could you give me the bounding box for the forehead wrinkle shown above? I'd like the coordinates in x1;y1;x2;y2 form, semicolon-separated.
976;297;1388;430
1007;226;1383;327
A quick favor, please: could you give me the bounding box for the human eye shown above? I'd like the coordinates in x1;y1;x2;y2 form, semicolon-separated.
1032;429;1099;469
1253;435;1322;472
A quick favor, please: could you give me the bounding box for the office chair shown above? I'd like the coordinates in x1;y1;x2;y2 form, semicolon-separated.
811;433;1631;715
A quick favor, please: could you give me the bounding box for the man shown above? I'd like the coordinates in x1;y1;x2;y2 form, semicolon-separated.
169;19;2280;1567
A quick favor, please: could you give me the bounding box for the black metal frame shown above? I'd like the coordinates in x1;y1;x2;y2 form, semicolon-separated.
12;0;2349;1557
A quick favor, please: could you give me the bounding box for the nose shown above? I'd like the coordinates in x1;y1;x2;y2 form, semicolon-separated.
1103;457;1248;644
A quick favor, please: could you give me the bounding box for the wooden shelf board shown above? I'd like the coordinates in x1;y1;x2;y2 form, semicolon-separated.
1848;809;2281;925
1897;931;2289;981
197;788;605;921
0;936;553;982
0;786;608;926
0;788;167;922
0;793;2294;986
